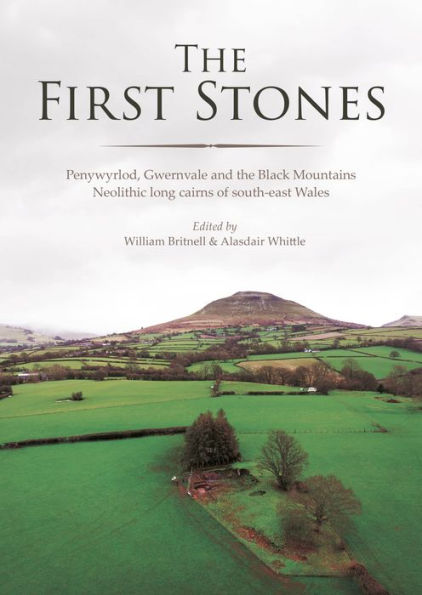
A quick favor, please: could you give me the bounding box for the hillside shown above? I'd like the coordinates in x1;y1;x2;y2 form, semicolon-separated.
0;324;59;347
383;315;422;328
136;291;361;334
0;324;95;348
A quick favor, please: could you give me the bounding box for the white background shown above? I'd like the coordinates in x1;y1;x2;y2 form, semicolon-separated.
1;0;421;334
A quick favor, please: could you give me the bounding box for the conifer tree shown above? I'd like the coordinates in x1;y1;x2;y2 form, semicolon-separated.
183;409;240;468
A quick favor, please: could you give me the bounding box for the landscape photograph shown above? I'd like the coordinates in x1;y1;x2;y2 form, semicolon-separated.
1;290;422;594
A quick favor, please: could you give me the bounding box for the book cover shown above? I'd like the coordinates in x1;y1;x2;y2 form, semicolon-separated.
1;2;420;594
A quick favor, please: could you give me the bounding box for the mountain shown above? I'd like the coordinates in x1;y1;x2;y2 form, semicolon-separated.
382;315;422;328
0;324;96;348
0;324;58;347
136;291;360;334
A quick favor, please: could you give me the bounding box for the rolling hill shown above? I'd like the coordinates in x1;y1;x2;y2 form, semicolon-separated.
0;324;96;348
0;324;59;347
383;315;422;328
136;291;361;334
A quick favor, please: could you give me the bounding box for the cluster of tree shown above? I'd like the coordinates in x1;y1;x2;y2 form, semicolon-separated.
0;374;21;386
239;362;337;393
173;340;249;369
244;341;310;356
339;359;378;391
182;409;240;469
258;430;361;547
384;366;422;401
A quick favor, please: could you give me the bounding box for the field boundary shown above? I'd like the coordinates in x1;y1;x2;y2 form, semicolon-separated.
0;425;187;450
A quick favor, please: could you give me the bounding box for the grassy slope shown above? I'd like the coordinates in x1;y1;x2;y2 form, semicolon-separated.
351;346;422;362
0;381;379;443
0;438;290;595
1;380;420;594
324;356;420;378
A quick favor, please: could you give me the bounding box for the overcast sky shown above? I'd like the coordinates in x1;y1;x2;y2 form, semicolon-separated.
0;0;421;334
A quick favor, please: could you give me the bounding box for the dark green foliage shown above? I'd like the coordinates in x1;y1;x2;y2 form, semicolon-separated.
258;430;308;490
183;409;240;469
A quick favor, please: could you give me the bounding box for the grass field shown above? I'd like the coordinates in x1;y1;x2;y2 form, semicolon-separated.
1;437;361;595
1;379;420;594
8;357;169;371
188;345;422;380
352;346;422;362
188;359;244;373
238;358;320;372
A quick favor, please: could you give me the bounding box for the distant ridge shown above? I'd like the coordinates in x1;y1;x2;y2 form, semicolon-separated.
0;323;96;348
136;291;361;334
0;323;58;347
382;315;422;328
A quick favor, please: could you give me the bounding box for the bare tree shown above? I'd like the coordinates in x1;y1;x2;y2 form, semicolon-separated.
305;475;361;532
258;430;308;490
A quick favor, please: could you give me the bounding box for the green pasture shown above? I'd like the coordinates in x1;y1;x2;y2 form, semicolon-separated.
351;346;422;362
0;379;409;444
1;438;290;594
324;356;421;378
1;379;421;593
188;359;243;374
342;327;422;343
187;346;422;380
7;358;169;371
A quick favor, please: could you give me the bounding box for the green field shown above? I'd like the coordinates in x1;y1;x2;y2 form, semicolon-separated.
352;345;422;362
8;357;169;371
1;438;291;594
188;359;244;373
324;355;419;378
188;346;422;380
1;377;421;594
